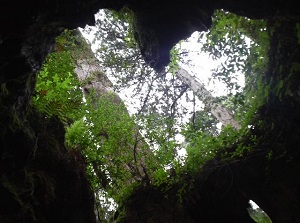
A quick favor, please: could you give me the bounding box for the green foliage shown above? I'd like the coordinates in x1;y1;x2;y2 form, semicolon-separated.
248;207;272;223
152;168;169;186
140;114;178;165
169;44;181;75
136;113;182;186
66;93;149;201
86;95;137;162
201;9;268;96
199;9;270;127
32;34;83;124
182;124;237;172
65;119;89;149
187;110;219;138
90;8;155;94
33;29;155;215
111;7;137;49
80;10;273;207
55;29;77;51
31;10;278;221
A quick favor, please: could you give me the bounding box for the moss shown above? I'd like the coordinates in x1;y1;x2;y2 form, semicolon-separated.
0;168;56;222
0;105;96;222
296;23;300;45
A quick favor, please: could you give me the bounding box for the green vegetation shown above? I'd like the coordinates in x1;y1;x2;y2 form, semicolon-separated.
31;9;278;222
32;35;83;125
248;202;272;223
199;10;269;124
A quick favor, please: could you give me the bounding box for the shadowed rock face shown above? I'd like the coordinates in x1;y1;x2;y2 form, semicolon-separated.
125;0;299;71
1;0;298;78
1;0;300;222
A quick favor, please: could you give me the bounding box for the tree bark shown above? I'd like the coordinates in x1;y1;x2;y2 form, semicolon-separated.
71;30;151;184
177;66;241;130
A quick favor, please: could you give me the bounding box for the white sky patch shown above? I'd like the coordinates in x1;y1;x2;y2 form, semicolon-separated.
80;10;246;112
249;200;260;210
178;31;245;97
80;12;245;117
79;9;246;163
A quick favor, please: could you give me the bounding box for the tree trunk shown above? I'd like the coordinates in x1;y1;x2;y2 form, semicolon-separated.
71;29;151;184
177;66;241;130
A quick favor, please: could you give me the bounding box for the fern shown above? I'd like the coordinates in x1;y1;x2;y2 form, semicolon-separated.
41;99;83;125
65;119;88;149
32;34;84;125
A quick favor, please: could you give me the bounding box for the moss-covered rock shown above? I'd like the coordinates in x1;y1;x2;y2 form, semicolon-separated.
0;107;96;223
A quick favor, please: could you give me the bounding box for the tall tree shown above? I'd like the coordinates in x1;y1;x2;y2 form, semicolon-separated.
82;9;242;130
72;29;152;185
177;66;241;129
32;30;158;221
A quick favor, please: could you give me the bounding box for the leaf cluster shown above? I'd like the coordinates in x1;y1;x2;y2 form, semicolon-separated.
201;10;268;95
32;48;83;125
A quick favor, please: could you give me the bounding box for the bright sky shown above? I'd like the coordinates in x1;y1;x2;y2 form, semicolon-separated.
80;9;246;160
80;9;245;112
81;29;244;115
78;10;253;214
179;31;245;96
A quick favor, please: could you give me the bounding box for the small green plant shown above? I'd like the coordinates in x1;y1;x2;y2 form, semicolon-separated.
65;119;89;149
169;44;181;75
247;201;272;223
32;47;83;124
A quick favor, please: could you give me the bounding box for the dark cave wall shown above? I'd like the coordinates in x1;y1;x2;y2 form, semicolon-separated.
1;0;300;222
1;0;298;82
1;2;105;221
0;108;96;223
251;17;300;222
121;145;300;223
